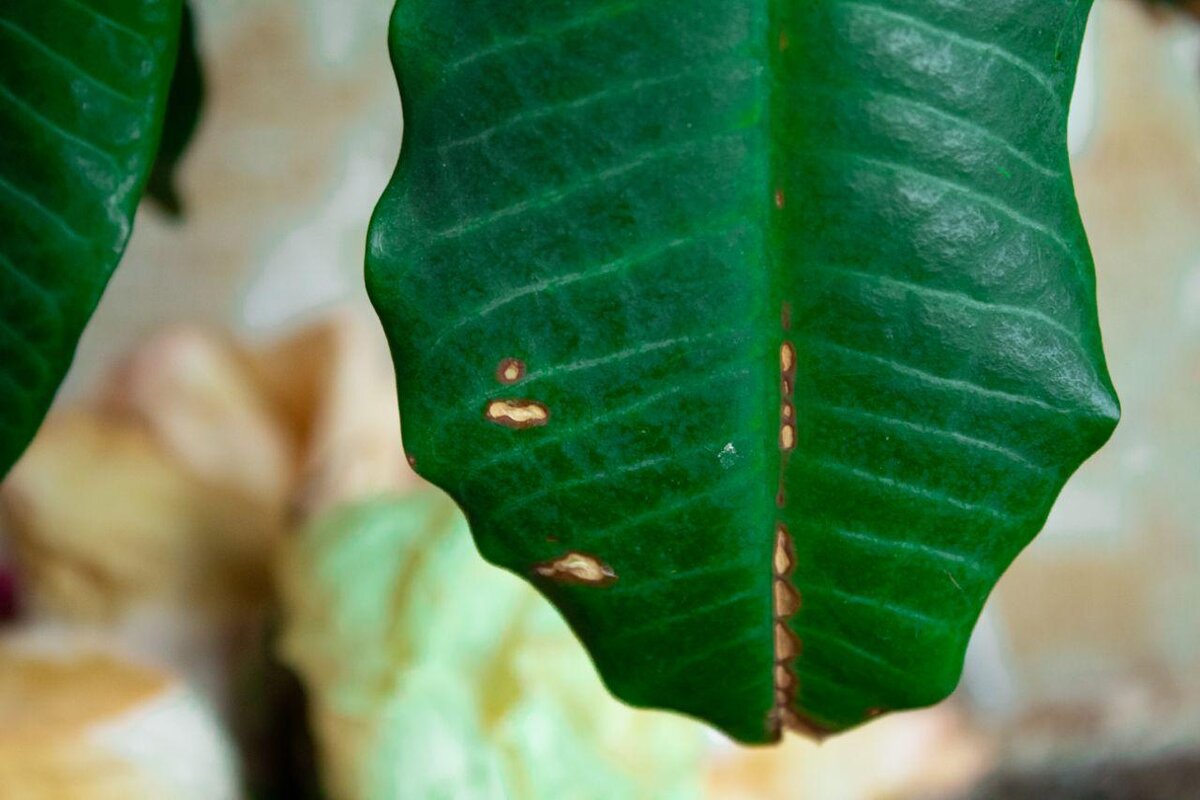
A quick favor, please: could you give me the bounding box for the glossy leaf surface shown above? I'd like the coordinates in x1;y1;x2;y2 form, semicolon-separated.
368;0;1119;743
0;0;181;476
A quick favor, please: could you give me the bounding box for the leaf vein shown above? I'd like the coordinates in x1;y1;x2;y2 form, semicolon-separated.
441;0;641;78
0;16;137;104
428;129;751;242
0;83;121;172
826;149;1082;275
813;402;1052;474
800;335;1072;415
841;1;1064;108
0;173;86;243
802;456;1015;522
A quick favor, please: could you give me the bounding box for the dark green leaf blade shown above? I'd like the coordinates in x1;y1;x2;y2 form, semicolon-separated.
367;0;1118;744
146;0;203;217
0;0;181;476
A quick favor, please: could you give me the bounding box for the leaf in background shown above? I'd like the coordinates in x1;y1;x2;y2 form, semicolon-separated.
145;0;203;217
0;0;182;477
278;492;706;799
367;1;1119;743
1141;0;1200;19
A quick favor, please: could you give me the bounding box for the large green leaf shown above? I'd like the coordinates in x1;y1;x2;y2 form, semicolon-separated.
367;0;1119;744
0;0;181;476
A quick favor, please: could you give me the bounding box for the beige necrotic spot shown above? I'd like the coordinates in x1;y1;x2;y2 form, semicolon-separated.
775;622;798;660
534;551;617;586
779;423;796;451
780;342;796;374
770;522;804;737
773;525;793;574
774;579;801;616
768;330;805;736
496;358;526;384
485;399;549;429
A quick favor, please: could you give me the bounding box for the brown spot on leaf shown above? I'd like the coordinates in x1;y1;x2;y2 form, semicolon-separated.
780;423;796;451
773;524;793;574
780;342;796;374
534;551;617;586
775;622;798;660
770;523;806;739
496;358;526;384
485;399;549;429
781;708;831;740
774;579;801;616
774;664;794;691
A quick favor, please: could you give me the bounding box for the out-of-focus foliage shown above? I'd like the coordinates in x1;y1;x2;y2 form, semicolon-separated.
146;1;205;216
278;492;708;800
0;316;408;799
1;328;289;619
0;638;239;798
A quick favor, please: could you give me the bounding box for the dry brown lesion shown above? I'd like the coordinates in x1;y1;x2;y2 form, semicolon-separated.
779;342;796;393
769;318;818;737
533;551;618;586
495;358;526;384
779;342;797;453
769;524;805;736
484;399;549;429
778;422;796;451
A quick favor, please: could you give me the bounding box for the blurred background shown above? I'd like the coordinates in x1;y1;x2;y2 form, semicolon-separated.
0;0;1197;797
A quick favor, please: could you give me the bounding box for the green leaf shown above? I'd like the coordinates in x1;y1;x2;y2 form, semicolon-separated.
367;1;1119;744
0;0;182;477
146;0;203;217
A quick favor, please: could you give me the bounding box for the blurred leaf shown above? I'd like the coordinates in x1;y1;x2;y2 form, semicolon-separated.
279;492;706;800
146;0;204;217
1140;0;1200;19
367;1;1118;743
0;0;182;477
0;642;241;797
